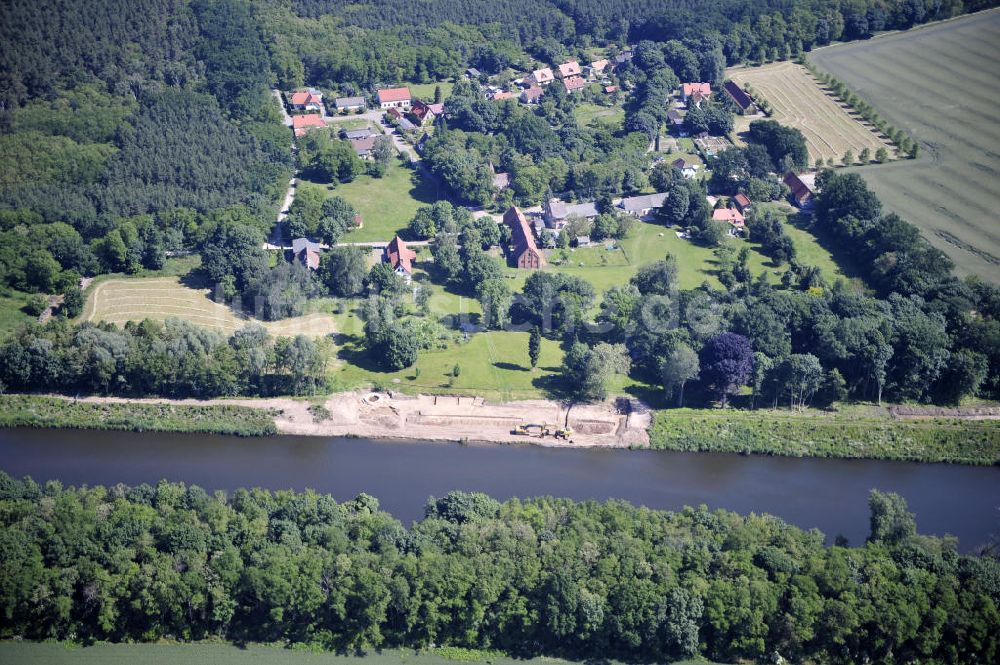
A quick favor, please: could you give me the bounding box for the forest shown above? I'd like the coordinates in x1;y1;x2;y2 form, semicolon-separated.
0;474;996;663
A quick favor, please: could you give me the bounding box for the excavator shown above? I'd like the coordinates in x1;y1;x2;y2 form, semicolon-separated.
513;423;574;441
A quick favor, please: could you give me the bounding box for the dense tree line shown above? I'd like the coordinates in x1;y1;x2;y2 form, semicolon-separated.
0;477;996;663
0;318;328;397
0;0;290;305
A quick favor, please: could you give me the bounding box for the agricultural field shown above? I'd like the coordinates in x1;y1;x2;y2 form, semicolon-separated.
810;8;1000;282
728;61;892;164
300;161;439;242
82;276;337;337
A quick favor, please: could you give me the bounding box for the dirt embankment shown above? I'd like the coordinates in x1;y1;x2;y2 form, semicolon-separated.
61;392;651;448
889;405;1000;420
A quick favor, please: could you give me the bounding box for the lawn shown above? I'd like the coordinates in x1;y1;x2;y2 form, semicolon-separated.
516;220;787;294
572;102;624;128
0;642;725;665
335;326;567;402
300;161;440;242
0;290;34;338
727;61;892;165
810;8;1000;282
406;80;454;101
82;275;337;337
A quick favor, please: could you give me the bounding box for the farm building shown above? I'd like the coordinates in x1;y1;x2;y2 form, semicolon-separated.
408;99;437;125
723;81;756;114
544;198;600;229
384;236;417;281
377;87;412;110
290;238;324;270
289;89;323;112
466;67;482;78
672;158;700;179
342;128;374;140
504;207;546;269
619;192;668;218
491;90;515;101
783;171;816;208
334;96;366;111
291;114;326;137
349;135;376;159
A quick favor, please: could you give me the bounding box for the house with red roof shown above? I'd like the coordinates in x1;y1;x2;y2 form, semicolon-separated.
681;83;712;104
291;114;326;137
491;90;514;101
289;89;323;113
713;207;745;228
589;59;610;78
503;207;545;269
377;87;412;110
384;236;417;281
557;61;582;79
408;99;437;126
783;171;815;208
733;192;752;213
520;86;544;104
562;76;587;94
528;68;555;86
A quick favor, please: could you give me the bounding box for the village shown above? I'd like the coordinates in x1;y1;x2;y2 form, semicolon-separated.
274;52;821;283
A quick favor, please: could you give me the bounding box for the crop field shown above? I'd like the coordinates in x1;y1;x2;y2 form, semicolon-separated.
728;61;892;164
82;277;337;337
810;9;1000;282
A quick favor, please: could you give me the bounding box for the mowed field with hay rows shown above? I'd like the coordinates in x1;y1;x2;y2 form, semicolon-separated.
728;61;893;164
810;8;1000;282
82;277;337;337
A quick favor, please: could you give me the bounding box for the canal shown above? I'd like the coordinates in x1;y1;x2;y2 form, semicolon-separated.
1;428;997;551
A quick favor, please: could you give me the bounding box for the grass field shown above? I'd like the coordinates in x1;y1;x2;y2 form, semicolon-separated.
0;291;34;337
572;102;624;128
810;8;1000;282
0;395;278;437
406;80;455;101
301;161;440;242
519;218;830;293
82;276;337;337
650;405;1000;465
0;642;722;665
728;61;892;164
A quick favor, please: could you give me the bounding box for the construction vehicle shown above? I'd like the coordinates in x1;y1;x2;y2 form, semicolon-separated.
553;427;573;440
512;423;545;436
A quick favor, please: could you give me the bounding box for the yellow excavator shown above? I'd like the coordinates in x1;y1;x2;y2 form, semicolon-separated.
513;423;545;436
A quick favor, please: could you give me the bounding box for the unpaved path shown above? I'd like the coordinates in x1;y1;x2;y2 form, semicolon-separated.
53;391;651;448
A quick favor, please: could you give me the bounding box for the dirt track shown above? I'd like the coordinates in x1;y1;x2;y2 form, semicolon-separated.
63;391;652;448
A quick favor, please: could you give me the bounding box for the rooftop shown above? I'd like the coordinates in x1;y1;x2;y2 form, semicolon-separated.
377;87;411;103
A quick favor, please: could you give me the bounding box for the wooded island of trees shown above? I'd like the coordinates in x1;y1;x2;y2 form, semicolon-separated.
0;474;996;663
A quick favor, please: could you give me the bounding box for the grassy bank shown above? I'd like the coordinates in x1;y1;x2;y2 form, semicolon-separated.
0;642;722;665
0;395;277;437
649;407;1000;465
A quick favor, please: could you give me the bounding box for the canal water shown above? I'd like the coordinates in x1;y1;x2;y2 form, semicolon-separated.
1;428;997;551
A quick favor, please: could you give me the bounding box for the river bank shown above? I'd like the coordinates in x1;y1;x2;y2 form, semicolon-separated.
2;393;997;464
0;392;649;448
